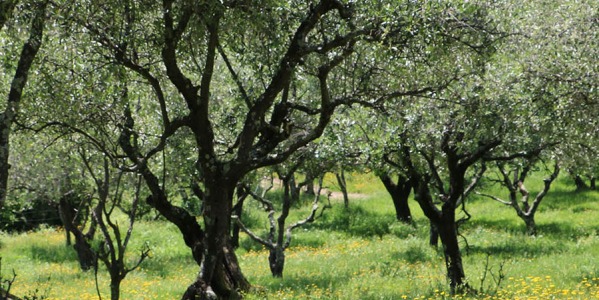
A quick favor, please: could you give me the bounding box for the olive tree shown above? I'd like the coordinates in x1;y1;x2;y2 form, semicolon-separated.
37;1;503;298
233;155;323;278
64;1;392;298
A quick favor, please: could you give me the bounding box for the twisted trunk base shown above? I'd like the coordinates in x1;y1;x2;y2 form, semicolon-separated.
182;242;249;300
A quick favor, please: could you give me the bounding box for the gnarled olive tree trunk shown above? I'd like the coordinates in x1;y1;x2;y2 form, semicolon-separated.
187;181;249;299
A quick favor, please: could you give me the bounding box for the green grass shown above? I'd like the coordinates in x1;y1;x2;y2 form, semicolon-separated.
1;172;599;299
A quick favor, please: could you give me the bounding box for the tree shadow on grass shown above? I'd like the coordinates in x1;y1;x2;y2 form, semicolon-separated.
28;244;77;264
542;189;599;210
390;246;437;264
469;218;599;240
467;240;567;259
306;205;394;238
139;254;196;277
536;222;598;238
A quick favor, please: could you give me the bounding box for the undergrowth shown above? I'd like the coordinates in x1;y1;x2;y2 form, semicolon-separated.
0;173;598;299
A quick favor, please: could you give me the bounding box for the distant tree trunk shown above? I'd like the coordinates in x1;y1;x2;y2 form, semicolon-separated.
230;186;248;249
406;132;500;294
235;163;321;280
303;172;316;196
573;174;588;191
72;233;96;271
58;194;96;271
268;247;285;278
66;230;72;246
0;1;47;209
413;177;466;293
523;216;536;236
336;170;349;208
379;174;413;223
288;174;301;205
429;221;439;247
590;177;596;190
482;162;560;237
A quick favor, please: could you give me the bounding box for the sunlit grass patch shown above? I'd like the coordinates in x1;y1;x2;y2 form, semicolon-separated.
1;173;598;299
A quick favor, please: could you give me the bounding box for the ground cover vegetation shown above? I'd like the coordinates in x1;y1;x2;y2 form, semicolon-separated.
0;0;597;299
2;174;599;299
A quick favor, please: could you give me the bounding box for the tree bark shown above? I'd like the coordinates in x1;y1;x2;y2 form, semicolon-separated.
230;188;247;249
182;240;248;300
304;173;316;196
414;187;466;292
268;247;285;278
523;216;536;236
429;221;439;247
573;174;588;191
0;0;47;209
288;174;301;205
379;174;413;223
72;233;96;271
437;207;465;294
182;181;249;300
58;196;96;271
336;170;349;208
110;276;122;300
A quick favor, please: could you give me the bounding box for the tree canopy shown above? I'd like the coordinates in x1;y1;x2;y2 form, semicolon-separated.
1;0;597;298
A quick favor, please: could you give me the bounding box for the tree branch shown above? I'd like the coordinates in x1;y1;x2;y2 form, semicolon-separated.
457;163;487;206
529;161;560;216
216;41;251;108
232;215;274;249
476;192;511;206
284;202;318;249
161;0;200;110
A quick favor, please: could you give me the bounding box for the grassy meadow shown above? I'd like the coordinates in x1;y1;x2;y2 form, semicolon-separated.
1;172;599;299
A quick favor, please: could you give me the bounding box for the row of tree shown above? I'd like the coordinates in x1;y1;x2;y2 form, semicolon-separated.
1;0;597;299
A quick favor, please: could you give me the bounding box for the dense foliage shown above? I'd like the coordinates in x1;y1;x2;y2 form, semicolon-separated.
0;0;597;299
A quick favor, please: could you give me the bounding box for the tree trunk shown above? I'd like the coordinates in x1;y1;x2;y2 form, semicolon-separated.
73;233;96;271
268;247;285;278
590;177;596;190
183;240;248;300
522;215;537;236
183;182;249;300
573;174;588;191
304;178;315;196
379;174;413;223
288;174;300;205
59;197;96;270
429;221;439;247
0;0;47;210
231;188;247;249
336;170;349;208
110;277;122;300
437;212;466;294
